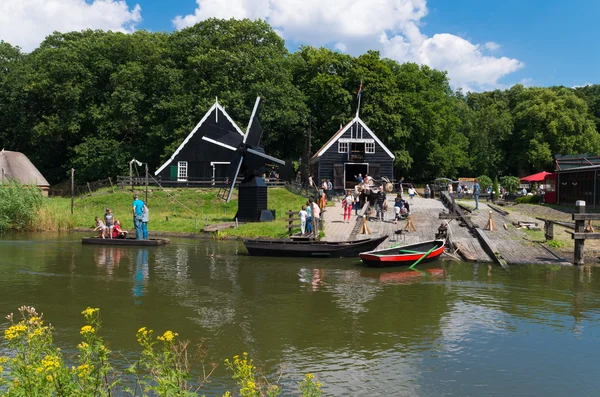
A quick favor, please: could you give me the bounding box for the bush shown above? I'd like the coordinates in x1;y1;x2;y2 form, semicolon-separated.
0;181;44;232
477;175;492;191
516;195;543;204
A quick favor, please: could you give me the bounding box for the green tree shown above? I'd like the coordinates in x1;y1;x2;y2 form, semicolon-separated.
499;176;520;193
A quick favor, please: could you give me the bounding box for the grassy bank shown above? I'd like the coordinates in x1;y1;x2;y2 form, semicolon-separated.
44;187;309;238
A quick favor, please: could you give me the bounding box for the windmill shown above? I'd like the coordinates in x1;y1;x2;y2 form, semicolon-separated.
201;97;285;221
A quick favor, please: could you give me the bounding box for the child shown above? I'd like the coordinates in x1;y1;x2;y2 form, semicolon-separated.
343;190;354;223
94;217;106;238
112;220;127;239
299;206;308;235
104;208;114;239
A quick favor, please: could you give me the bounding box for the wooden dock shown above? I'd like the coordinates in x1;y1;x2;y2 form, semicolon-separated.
322;194;570;266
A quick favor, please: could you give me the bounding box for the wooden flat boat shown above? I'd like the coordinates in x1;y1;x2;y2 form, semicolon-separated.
81;237;169;246
243;235;388;258
360;239;445;267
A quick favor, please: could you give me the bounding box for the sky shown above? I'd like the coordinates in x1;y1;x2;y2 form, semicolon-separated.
0;0;598;92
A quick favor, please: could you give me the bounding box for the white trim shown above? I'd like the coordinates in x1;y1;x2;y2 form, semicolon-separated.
154;100;244;175
202;136;237;151
365;142;375;154
312;116;394;160
338;141;349;153
247;148;285;165
338;138;374;144
210;162;230;166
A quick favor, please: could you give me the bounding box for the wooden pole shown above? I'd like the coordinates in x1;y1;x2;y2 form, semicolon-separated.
130;161;134;192
71;168;74;215
108;177;114;193
145;164;148;205
575;200;585;265
544;220;554;240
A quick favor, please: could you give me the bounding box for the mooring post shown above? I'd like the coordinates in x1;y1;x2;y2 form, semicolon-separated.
544;220;554;241
575;200;586;265
71;168;75;215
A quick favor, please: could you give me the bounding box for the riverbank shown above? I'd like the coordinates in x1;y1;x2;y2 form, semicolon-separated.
42;187;309;239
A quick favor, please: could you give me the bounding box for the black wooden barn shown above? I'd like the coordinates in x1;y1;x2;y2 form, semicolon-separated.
309;116;394;190
154;100;245;184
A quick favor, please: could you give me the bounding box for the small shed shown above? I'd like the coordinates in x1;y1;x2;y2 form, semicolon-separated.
309;116;394;190
155;99;245;184
0;150;50;195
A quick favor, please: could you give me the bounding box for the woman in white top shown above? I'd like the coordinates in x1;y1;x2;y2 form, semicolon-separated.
299;205;308;235
343;190;354;223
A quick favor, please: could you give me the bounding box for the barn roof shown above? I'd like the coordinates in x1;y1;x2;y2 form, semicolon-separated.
155;99;245;175
310;116;395;163
0;150;49;187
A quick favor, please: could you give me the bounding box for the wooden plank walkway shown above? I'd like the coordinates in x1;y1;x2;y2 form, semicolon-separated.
322;195;570;265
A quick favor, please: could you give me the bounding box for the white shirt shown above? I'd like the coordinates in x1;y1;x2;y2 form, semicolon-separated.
299;210;308;221
408;187;415;195
345;195;354;205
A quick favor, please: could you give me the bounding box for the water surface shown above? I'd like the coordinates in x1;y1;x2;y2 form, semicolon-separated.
0;233;599;396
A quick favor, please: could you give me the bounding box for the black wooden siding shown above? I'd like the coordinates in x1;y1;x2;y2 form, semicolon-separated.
313;121;394;188
156;107;240;180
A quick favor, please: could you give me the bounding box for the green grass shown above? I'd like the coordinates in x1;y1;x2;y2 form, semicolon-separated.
44;187;309;238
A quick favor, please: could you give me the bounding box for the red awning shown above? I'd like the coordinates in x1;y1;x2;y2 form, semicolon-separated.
520;171;552;183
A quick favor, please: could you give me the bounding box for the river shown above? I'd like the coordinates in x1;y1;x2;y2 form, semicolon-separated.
0;233;599;396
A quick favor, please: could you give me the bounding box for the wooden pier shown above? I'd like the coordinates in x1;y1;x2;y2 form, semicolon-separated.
323;193;569;266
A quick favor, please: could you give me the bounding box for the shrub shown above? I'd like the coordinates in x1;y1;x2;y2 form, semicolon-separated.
516;195;543;204
500;176;520;193
0;181;44;232
477;175;492;191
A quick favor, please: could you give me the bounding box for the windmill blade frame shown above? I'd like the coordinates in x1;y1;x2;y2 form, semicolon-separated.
246;148;285;166
201;136;238;152
244;97;264;148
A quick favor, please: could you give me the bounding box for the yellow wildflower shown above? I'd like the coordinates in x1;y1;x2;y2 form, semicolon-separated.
4;323;27;340
41;355;60;370
28;316;43;325
77;363;91;378
46;375;53;382
77;342;89;349
80;325;95;335
157;330;178;342
81;307;99;317
305;373;314;380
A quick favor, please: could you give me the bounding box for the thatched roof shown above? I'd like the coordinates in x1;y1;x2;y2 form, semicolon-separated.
0;149;49;187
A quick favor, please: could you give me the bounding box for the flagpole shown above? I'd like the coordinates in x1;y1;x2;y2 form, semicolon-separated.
356;80;363;118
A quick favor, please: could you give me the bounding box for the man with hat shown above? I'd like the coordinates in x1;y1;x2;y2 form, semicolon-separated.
132;194;145;239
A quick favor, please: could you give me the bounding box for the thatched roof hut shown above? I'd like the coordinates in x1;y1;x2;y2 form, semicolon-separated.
0;149;50;194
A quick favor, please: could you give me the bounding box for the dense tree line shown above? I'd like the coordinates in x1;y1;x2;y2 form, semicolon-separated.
0;18;599;184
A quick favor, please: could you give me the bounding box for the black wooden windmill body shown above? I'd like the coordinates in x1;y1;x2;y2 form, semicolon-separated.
202;97;285;221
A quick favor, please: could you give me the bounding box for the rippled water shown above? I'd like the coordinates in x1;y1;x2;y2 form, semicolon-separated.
1;233;600;396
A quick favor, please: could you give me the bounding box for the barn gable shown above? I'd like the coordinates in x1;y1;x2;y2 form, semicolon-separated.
155;100;244;182
309;117;395;190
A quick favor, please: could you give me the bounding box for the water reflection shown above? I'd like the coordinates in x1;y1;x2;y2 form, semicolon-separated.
133;249;149;304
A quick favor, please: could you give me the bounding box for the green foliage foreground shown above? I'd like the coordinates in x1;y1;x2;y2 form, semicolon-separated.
0;306;323;397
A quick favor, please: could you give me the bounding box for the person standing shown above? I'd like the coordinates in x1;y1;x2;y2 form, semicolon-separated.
299;205;308;235
104;208;114;239
343;190;354;223
425;184;431;199
132;194;145;239
353;185;361;215
375;187;387;221
310;198;321;236
142;204;149;240
473;179;481;211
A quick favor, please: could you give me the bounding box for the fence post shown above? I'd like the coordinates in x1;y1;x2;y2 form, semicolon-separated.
71;168;74;215
544;220;554;241
575;200;586;265
87;182;92;196
288;210;293;236
108;177;115;193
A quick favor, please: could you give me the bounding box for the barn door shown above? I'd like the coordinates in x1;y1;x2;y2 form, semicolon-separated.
333;164;344;190
370;164;380;179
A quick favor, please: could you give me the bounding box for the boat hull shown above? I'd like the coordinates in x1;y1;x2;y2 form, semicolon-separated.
360;239;445;267
243;235;388;258
81;237;169;246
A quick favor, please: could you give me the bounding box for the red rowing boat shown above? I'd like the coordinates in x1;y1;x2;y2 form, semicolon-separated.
360;239;445;267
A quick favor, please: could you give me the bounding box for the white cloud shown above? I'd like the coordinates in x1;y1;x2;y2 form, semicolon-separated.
0;0;142;52
484;41;501;51
172;0;523;90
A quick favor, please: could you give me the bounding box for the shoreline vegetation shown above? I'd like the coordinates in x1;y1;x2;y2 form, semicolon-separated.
30;185;310;239
0;306;323;396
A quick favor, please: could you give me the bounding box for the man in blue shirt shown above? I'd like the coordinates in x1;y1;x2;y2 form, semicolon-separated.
132;194;145;239
473;180;481;211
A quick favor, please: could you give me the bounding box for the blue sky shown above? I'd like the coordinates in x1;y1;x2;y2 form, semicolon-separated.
1;0;598;91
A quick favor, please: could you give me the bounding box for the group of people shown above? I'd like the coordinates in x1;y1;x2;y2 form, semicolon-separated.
94;208;127;239
93;194;150;240
299;197;322;236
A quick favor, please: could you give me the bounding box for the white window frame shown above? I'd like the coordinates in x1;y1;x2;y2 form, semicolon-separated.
178;161;188;181
338;141;349;153
366;142;375;154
